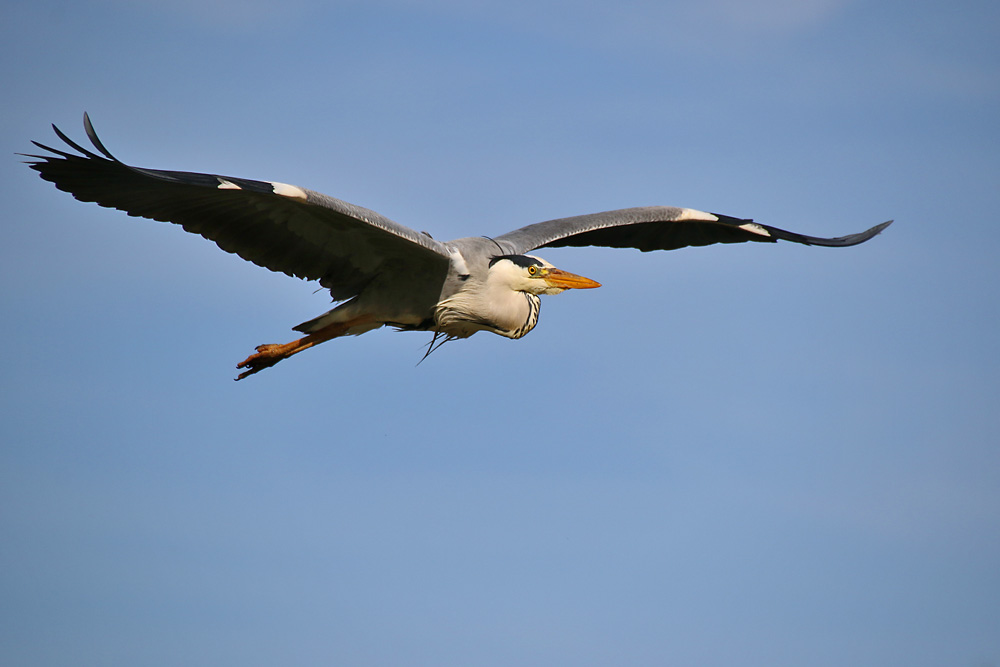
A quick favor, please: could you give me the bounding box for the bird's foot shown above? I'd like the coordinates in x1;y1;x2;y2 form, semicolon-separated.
235;343;292;381
233;316;373;380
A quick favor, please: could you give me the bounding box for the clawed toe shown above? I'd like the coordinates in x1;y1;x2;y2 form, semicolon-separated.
235;344;285;381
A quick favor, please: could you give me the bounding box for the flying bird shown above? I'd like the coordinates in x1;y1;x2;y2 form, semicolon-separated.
26;114;892;379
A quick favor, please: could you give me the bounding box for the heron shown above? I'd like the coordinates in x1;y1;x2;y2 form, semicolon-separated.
25;114;892;380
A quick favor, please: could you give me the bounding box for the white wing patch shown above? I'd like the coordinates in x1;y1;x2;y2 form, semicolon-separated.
270;181;308;200
448;248;470;276
739;222;772;237
217;178;242;190
678;208;719;222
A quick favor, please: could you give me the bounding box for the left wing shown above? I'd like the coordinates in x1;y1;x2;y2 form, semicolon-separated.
494;206;892;255
25;114;452;302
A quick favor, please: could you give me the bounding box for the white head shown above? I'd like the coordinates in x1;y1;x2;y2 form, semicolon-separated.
487;254;601;295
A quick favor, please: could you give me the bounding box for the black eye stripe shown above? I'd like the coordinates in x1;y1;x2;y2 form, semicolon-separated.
489;254;542;269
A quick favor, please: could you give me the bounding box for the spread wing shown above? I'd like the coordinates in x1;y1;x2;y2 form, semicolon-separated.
494;206;892;255
25;114;452;302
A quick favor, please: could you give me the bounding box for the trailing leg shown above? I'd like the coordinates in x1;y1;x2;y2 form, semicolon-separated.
235;314;375;380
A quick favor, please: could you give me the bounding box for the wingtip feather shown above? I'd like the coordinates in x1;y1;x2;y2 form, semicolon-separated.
852;219;894;244
49;121;99;159
83;112;119;162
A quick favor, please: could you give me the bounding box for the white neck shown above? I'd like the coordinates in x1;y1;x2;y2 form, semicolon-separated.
434;265;541;339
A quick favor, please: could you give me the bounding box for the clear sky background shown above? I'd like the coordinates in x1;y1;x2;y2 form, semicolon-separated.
2;1;998;665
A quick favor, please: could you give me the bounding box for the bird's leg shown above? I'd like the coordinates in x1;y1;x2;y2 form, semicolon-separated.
235;315;375;380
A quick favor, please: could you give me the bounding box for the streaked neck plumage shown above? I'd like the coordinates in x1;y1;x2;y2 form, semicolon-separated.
434;259;541;339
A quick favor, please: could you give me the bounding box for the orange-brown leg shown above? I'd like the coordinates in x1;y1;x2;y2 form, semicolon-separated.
235;315;375;380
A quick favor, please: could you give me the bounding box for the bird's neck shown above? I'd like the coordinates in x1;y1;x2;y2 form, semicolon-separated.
434;279;541;339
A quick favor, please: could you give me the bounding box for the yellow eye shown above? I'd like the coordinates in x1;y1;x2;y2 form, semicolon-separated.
528;265;538;275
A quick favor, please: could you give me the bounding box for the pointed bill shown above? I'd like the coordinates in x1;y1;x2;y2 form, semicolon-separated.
543;267;601;289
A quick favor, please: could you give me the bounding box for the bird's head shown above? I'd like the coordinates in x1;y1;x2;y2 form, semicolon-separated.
487;254;601;295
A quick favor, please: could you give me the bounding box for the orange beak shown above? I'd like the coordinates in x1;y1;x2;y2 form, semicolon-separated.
542;268;602;290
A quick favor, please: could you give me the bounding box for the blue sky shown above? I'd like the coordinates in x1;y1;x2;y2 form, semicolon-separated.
2;0;998;664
